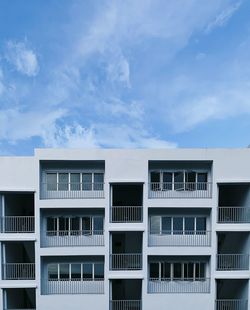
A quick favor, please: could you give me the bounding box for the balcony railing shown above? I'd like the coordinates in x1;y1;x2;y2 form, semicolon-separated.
148;230;211;247
111;206;143;223
40;182;105;199
149;182;212;198
110;254;142;270
43;278;104;294
148;278;210;293
41;230;104;247
218;207;250;223
2;263;35;280
217;254;249;271
0;216;34;233
216;299;248;310
110;300;142;310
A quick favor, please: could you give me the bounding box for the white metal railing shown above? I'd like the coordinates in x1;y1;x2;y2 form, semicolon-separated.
40;182;105;199
41;230;104;247
110;300;142;310
43;278;104;294
148;230;211;247
216;299;248;310
218;207;250;223
149;182;212;198
110;254;142;270
148;278;210;293
217;254;249;271
2;263;35;280
0;216;34;233
111;206;143;223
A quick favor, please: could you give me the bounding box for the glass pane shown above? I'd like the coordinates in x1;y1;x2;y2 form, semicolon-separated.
161;262;171;279
47;173;57;191
162;172;172;190
48;264;58;280
196;263;205;279
58;173;69;191
94;173;104;190
196;217;206;233
70;173;80;191
150;263;159;279
150;172;160;190
94;263;104;279
71;264;81;279
82;217;91;234
184;217;195;234
70;217;80;234
47;217;57;231
82;263;92;279
173;263;182;279
185;171;196;190
59;264;69;279
82;173;92;191
197;173;208;190
150;216;161;234
93;217;103;233
173;217;183;235
162;217;171;234
59;217;69;235
174;172;184;190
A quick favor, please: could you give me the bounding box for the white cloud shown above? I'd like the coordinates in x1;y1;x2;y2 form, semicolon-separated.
205;1;242;33
0;108;66;142
5;40;39;77
43;122;176;149
106;52;130;87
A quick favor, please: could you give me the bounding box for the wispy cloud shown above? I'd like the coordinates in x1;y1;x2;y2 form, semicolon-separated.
5;40;39;77
205;1;242;33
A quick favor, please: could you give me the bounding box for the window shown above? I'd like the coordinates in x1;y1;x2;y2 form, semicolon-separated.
82;263;93;279
58;173;69;191
149;261;206;281
150;172;161;190
150;263;160;279
71;264;81;280
149;216;207;235
70;173;81;191
174;172;184;191
48;262;104;281
60;264;69;279
47;173;57;191
149;170;208;191
173;217;183;235
162;217;171;234
94;263;104;280
48;264;58;280
94;173;104;190
184;217;195;234
93;217;104;234
45;172;104;192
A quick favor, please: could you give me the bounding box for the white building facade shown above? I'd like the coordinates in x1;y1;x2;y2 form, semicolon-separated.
0;148;250;310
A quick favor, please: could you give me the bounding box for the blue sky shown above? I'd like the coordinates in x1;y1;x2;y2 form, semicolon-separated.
0;0;250;155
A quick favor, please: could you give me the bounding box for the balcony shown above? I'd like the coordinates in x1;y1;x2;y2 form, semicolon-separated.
43;278;104;294
2;263;35;280
41;182;105;199
149;182;212;199
110;300;142;310
111;206;143;223
0;216;35;233
110;254;142;270
217;254;249;271
148;278;210;293
148;230;211;247
41;230;104;247
218;207;250;223
216;299;248;310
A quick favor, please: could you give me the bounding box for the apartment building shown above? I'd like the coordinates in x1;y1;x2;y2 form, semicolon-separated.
0;148;249;310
